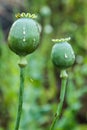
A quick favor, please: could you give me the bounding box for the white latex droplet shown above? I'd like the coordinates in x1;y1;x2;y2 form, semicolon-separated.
65;53;68;58
23;31;26;35
23;38;26;42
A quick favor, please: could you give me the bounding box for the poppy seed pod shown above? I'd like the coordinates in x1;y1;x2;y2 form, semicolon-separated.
51;38;75;69
8;13;40;56
40;6;51;18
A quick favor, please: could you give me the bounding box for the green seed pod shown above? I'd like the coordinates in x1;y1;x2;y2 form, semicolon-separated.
8;13;40;56
51;38;75;69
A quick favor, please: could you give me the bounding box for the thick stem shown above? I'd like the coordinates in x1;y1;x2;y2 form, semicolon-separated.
15;67;24;130
50;70;68;130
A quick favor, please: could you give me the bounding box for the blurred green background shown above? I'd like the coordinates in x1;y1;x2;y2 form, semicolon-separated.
0;0;87;130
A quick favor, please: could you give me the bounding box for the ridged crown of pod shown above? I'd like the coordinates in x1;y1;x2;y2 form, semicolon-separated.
8;13;40;56
51;37;75;69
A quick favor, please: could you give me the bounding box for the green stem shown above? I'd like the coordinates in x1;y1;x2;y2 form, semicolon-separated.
50;70;68;130
15;67;24;130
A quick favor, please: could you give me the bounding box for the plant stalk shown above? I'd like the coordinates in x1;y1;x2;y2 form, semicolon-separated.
15;67;24;130
50;70;68;130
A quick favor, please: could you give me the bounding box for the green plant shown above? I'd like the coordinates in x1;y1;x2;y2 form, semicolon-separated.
50;37;75;130
1;1;87;130
7;13;40;130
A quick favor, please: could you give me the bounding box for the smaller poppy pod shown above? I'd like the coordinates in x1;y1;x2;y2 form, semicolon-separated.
40;6;51;18
51;38;75;69
8;13;40;56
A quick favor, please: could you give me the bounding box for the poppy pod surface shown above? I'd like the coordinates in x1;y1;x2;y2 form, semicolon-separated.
8;13;40;56
51;38;75;69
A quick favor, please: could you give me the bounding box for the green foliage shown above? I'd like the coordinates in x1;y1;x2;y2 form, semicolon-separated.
0;0;87;130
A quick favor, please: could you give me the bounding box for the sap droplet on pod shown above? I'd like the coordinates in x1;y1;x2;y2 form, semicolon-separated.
65;53;68;58
23;31;26;35
23;38;26;42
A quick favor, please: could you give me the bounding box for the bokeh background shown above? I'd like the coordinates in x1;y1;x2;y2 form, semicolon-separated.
0;0;87;130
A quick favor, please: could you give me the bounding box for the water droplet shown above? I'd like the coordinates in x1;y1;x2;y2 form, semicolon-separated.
23;31;26;35
65;53;68;58
23;38;26;42
23;27;26;34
